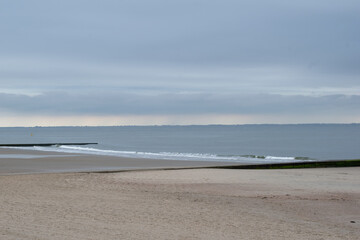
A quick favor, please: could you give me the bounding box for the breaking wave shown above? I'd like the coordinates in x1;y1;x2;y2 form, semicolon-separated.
7;145;315;163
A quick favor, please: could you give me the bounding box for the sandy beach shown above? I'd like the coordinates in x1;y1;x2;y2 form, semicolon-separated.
1;166;359;239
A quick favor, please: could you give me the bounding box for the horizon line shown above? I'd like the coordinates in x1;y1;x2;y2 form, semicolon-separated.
1;123;359;128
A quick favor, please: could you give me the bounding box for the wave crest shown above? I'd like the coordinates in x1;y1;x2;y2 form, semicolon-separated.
5;145;314;163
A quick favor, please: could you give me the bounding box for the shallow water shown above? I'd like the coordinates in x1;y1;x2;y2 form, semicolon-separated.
0;124;359;163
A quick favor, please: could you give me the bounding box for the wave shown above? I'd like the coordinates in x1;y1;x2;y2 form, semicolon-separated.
4;145;314;163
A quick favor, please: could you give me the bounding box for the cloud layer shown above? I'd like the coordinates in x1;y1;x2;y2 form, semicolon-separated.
1;92;359;116
0;0;359;125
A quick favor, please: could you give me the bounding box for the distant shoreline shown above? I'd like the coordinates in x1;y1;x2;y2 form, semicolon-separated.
0;123;359;128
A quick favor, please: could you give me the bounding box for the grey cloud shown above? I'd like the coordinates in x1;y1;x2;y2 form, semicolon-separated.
0;0;359;74
1;92;359;116
1;58;359;95
0;0;359;124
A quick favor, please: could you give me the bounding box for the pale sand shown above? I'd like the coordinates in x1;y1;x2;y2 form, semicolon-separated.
0;167;359;239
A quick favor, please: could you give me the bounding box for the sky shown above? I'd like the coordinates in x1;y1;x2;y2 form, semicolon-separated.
0;0;359;126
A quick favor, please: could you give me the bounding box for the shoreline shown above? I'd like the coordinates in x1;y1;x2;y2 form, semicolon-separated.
1;148;360;176
0;148;244;175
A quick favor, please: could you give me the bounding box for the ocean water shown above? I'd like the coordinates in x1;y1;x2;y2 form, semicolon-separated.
0;124;359;163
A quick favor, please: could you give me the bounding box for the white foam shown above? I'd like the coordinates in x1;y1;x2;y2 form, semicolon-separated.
265;156;295;160
3;146;312;163
59;146;236;161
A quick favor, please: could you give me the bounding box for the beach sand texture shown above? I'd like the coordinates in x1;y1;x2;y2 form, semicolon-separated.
0;167;359;239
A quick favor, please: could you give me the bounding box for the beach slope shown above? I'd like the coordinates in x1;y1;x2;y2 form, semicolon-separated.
0;167;359;239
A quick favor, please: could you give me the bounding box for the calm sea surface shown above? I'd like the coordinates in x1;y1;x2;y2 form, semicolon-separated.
0;124;359;163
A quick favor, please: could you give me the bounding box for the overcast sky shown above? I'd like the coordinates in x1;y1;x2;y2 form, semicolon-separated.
1;0;359;126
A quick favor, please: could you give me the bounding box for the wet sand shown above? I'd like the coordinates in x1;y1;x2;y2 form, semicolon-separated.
0;148;240;175
0;167;359;239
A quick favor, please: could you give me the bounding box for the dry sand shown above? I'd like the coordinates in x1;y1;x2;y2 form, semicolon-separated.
1;167;359;239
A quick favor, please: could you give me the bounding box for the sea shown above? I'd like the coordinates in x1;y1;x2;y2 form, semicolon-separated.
0;124;359;164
